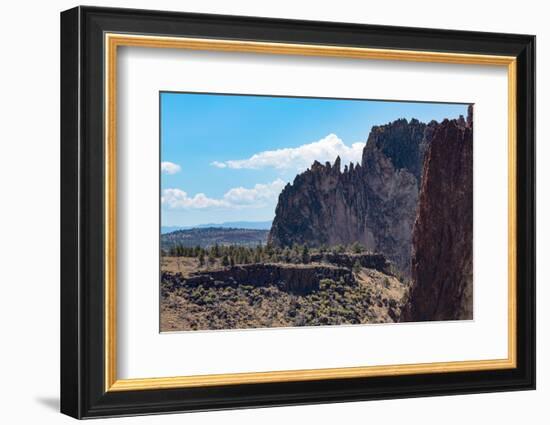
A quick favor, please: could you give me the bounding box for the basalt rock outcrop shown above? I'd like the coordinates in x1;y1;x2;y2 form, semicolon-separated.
401;106;473;321
269;118;438;275
163;263;355;295
309;252;391;273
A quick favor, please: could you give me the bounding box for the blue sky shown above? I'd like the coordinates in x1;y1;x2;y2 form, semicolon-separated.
161;92;468;227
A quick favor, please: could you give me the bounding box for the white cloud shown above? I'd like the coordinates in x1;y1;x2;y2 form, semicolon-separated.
210;161;227;169
162;179;286;210
223;179;286;205
211;134;364;171
161;189;228;209
161;161;181;175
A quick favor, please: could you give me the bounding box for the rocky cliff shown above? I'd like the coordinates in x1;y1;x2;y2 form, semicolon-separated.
309;252;391;273
163;263;355;295
401;106;473;321
269;118;438;275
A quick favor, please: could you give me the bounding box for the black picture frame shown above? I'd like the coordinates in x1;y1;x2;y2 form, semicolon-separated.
61;5;535;419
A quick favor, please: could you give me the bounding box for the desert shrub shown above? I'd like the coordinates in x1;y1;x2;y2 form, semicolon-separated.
207;253;216;267
319;278;336;291
350;241;365;253
332;244;345;254
199;288;218;304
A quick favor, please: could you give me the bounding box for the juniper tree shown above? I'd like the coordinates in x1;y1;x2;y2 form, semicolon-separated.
282;247;291;263
212;243;220;258
301;244;310;264
193;245;201;257
207;252;215;268
350;241;365;254
333;244;345;254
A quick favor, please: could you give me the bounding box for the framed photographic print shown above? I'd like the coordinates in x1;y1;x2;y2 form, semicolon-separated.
60;6;535;419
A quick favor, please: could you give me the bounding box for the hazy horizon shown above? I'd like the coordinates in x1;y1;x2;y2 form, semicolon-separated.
161;220;272;234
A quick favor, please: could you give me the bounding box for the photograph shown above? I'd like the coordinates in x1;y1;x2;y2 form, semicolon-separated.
57;4;536;419
159;93;474;332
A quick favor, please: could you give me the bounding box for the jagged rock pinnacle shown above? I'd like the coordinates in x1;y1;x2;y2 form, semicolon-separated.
268;117;438;275
333;156;341;171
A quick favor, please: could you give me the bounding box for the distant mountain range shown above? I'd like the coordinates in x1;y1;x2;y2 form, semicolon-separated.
161;220;272;235
161;227;269;249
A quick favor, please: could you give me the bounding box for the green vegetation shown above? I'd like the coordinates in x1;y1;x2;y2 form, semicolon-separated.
161;227;268;250
166;242;375;267
301;244;310;264
332;244;346;254
350;241;365;254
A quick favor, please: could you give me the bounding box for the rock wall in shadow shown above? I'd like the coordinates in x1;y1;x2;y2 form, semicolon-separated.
162;263;355;295
401;106;473;321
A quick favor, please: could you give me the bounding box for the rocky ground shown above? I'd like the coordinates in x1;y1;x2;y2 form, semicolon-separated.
160;255;408;332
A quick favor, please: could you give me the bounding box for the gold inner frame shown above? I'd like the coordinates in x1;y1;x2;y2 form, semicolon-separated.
104;33;517;392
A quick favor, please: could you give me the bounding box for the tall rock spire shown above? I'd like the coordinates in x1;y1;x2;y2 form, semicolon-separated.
333;155;341;172
401;111;473;321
